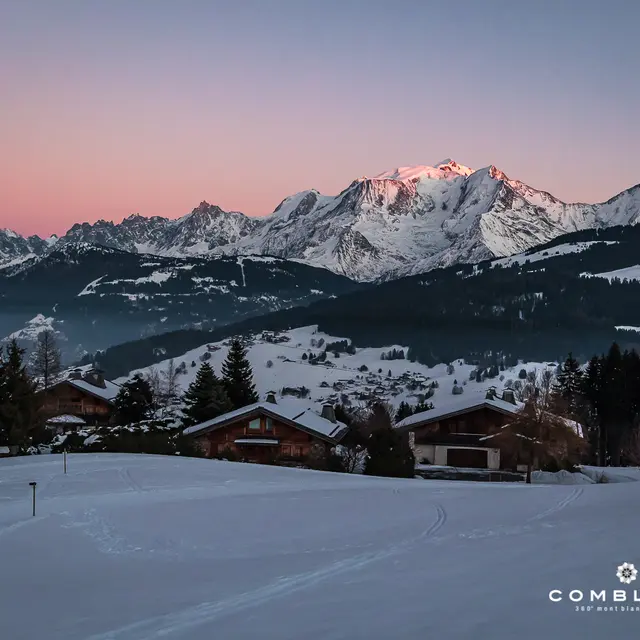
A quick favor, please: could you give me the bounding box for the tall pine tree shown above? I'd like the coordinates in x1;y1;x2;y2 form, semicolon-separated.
581;343;639;466
553;352;583;417
581;354;604;463
221;339;258;409
0;340;41;448
182;363;232;427
363;403;415;478
600;343;628;466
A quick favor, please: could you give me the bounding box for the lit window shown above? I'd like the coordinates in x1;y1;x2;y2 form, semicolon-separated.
265;417;273;431
249;418;261;430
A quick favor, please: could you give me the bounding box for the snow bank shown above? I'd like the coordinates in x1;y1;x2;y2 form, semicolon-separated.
580;465;640;483
532;470;595;485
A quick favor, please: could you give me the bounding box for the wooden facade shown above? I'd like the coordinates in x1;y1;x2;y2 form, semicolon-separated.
40;382;114;426
408;405;516;470
194;410;332;464
412;407;511;444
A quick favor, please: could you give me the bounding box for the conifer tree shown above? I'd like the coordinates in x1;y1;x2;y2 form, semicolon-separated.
553;352;583;417
182;362;231;427
0;340;40;448
221;339;258;409
363;403;415;478
395;401;413;423
114;374;154;425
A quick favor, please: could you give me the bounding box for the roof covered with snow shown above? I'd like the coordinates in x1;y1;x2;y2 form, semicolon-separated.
396;392;522;430
56;378;121;403
46;414;87;425
183;400;347;442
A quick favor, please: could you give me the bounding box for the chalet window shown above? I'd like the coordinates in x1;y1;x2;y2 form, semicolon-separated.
291;446;301;458
248;418;261;430
265;417;273;431
281;445;291;457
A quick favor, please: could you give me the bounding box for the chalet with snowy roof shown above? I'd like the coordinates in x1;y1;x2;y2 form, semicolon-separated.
183;393;348;464
395;388;522;470
40;368;121;426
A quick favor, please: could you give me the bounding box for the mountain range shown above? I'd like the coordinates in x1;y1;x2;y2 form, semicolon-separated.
3;159;640;282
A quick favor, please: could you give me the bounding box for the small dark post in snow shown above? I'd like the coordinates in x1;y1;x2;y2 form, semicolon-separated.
63;450;67;474
29;482;37;517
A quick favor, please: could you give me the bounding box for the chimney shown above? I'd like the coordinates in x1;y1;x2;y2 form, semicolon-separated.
68;369;82;381
94;369;106;388
82;368;106;389
485;387;497;400
502;389;516;405
321;404;336;423
265;392;277;404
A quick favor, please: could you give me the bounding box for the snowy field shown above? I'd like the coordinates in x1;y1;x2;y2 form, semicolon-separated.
1;454;638;639
119;325;553;415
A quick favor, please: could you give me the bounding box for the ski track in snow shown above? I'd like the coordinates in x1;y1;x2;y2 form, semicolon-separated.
118;467;145;494
0;515;48;538
88;504;448;640
528;487;584;522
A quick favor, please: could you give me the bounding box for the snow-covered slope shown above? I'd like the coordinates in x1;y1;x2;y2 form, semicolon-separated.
487;240;619;269
1;453;637;639
3;160;640;281
120;326;554;415
585;264;640;282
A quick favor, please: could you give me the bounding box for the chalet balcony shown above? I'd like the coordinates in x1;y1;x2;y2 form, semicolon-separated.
57;403;83;414
414;433;489;447
234;438;280;446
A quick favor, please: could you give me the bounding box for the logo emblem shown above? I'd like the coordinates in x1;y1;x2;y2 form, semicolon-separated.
616;563;638;585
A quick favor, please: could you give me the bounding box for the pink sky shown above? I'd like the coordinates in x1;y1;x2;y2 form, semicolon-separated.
1;1;639;238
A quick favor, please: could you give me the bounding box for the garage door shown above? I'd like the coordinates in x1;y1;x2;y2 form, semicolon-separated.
446;448;488;468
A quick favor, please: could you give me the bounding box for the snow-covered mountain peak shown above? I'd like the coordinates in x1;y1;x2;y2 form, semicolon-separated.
191;201;223;215
3;161;640;282
433;158;475;176
374;160;474;182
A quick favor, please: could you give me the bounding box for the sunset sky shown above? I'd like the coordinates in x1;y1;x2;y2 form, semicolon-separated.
1;0;639;237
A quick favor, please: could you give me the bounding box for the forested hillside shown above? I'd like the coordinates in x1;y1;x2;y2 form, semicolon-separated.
84;225;640;378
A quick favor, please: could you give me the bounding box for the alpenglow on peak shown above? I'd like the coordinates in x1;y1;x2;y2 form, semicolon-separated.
373;159;474;181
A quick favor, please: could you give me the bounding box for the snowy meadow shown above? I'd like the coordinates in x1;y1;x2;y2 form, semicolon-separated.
1;453;637;639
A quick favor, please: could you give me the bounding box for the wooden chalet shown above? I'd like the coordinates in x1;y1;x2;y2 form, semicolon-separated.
183;393;348;464
395;388;521;470
40;368;121;427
